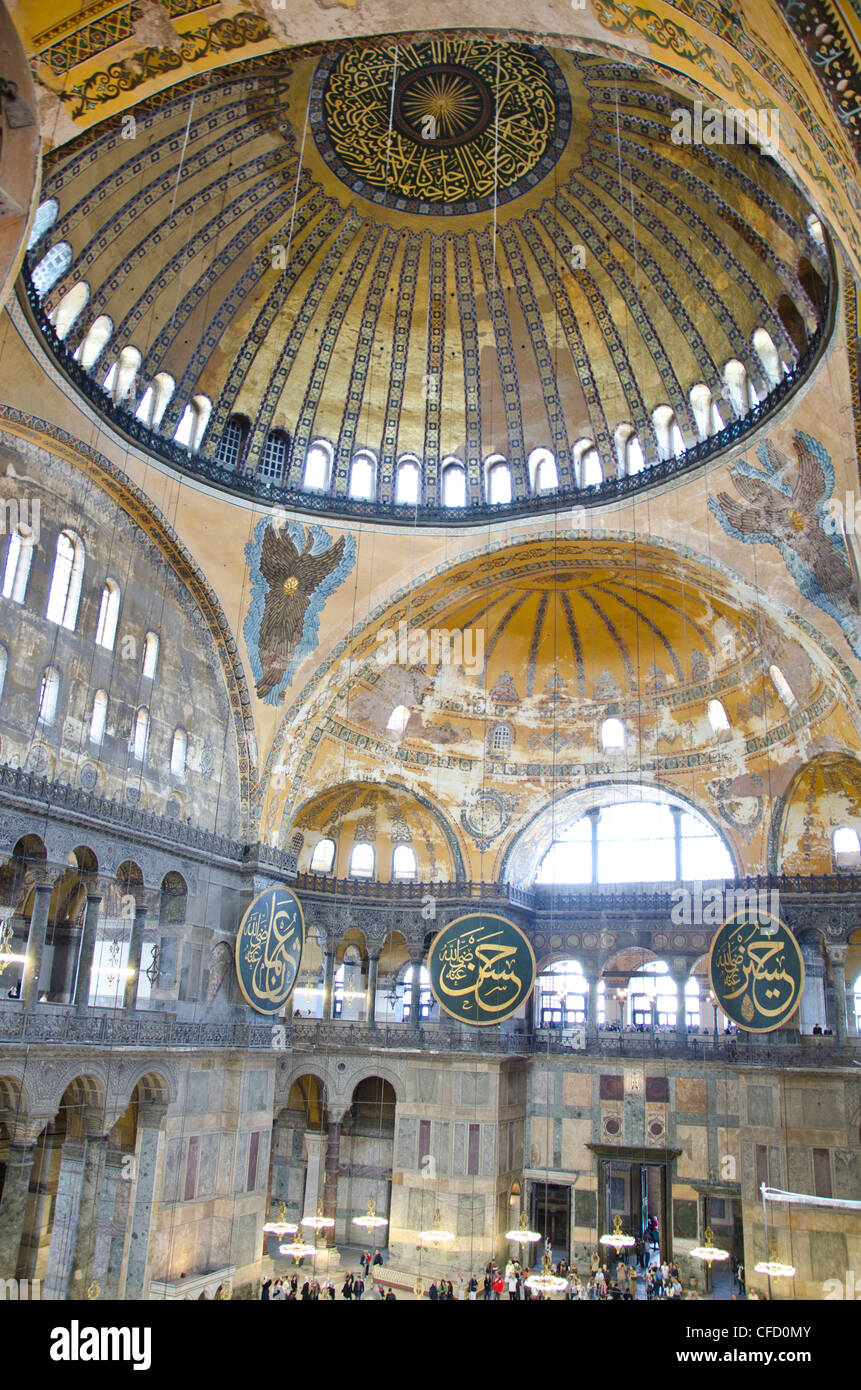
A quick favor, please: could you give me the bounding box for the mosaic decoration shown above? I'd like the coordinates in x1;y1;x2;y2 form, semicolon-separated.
243;519;356;705
709;909;804;1032
709;433;861;657
234;886;305;1016
427;912;536;1026
461;789;515;851
58;11;271;117
313;39;570;214
778;0;861;159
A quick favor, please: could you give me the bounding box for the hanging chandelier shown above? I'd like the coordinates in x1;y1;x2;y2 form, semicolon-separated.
263;1201;299;1238
278;1236;317;1259
352;1196;388;1233
525;1250;567;1295
301;1197;335;1232
504;1211;541;1244
690;1226;730;1268
418;1209;455;1244
754;1238;795;1279
599;1214;636;1254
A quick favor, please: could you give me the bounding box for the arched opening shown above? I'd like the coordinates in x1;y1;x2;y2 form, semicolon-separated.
349;843;375;879
214;413;250;469
707;698;730;735
173;394;212;452
776;294;807;354
536;959;605;1028
2;524;35;603
37;666;60;725
797;257;827;318
309;838;335;874
651;405;685;460
103;345;141;406
769;663;796;708
170;727;187;778
485;455;512;505
722;359;750;417
600;717;625;752
392;845;417;881
348;452;376;501
395;456;420;505
303;441;332;492
94;579;120;651
529;447;558;493
752;328;784;386
135;373;175;430
386;705;410;737
51;282;89;340
46;530;85;630
32;242;72;296
535;798;734;885
27;198;58;250
89;689;108;745
75;315;113;371
131;707;150;762
260;429;290;481
142;631;159;681
442;460;467;507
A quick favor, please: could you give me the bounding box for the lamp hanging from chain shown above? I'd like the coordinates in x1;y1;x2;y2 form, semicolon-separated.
301;1196;335;1231
263;1200;298;1238
599;1213;636;1254
524;1248;567;1295
352;1196;388;1233
418;1208;455;1245
754;1237;795;1279
690;1226;730;1268
504;1210;541;1244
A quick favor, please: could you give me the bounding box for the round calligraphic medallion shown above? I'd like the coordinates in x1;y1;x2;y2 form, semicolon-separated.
311;39;571;215
708;910;804;1033
234;886;305;1016
427;912;536;1027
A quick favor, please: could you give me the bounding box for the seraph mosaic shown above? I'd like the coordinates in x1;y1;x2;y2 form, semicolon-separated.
244;519;356;703
709;433;861;657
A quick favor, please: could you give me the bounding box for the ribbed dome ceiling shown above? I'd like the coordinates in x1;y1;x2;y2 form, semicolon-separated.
30;37;829;516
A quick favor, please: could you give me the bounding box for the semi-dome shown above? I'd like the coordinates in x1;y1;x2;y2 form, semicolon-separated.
24;36;830;522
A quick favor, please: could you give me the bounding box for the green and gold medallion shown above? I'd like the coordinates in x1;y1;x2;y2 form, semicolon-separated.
235;886;305;1016
428;912;535;1026
708;909;804;1033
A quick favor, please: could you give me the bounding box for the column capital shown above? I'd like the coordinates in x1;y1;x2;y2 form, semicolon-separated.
826;944;849;965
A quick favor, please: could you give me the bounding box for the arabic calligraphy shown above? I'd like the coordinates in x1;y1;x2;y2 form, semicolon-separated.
234;887;305;1016
708;912;804;1032
428;913;535;1026
316;40;565;209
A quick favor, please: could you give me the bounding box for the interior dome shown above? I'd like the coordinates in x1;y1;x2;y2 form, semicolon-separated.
24;37;830;522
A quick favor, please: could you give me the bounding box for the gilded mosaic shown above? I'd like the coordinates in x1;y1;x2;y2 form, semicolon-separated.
313;39;570;213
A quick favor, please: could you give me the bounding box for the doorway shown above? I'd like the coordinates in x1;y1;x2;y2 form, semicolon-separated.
602;1159;669;1263
530;1182;571;1261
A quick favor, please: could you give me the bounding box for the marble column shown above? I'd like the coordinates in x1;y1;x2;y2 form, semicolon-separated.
302;1131;326;1218
670;806;684;881
43;1140;86;1299
0;1136;39;1278
409;954;423;1027
68;1130;109;1300
322;949;335;1021
845;973;858;1038
366;952;380;1026
122;1104;165;1300
585;974;600;1043
322;1120;341;1247
586;808;601;887
73;892;102;1014
123;902;147;1013
826;946;849;1043
20;880;53;1009
672;975;688;1046
799;941;827;1035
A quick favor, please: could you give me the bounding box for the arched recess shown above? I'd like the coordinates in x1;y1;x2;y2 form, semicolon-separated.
502;780;740;887
0;415;257;829
770;753;861;874
289;780;467;883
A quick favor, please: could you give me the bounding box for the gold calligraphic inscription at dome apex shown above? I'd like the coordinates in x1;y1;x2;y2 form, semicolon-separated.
316;39;566;211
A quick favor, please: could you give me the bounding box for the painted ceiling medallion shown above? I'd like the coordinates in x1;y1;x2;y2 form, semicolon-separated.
314;39;569;212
